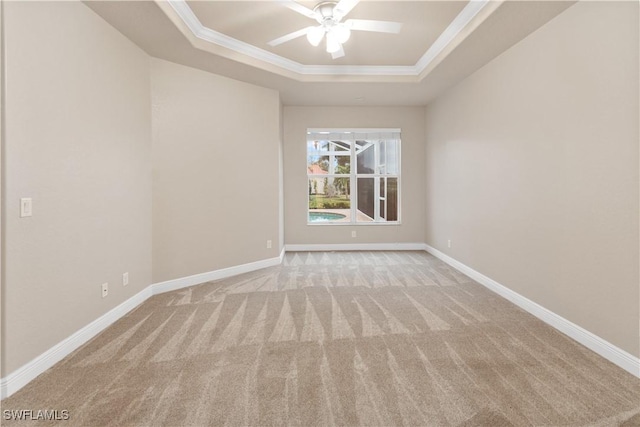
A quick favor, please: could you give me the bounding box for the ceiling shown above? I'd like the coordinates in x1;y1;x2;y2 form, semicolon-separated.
185;1;467;67
86;0;575;106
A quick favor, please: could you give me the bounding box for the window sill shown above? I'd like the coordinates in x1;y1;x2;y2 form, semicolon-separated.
306;222;402;226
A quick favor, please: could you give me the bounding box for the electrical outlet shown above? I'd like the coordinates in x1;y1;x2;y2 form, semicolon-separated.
266;240;272;249
351;230;357;238
123;272;129;286
20;198;33;217
101;283;109;298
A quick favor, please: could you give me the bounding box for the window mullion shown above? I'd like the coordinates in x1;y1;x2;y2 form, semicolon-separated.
351;141;357;223
374;142;380;221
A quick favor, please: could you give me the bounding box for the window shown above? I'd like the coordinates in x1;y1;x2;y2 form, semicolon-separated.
307;129;401;224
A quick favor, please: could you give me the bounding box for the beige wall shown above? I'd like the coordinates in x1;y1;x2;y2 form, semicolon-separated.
425;1;639;356
151;59;281;283
2;2;152;374
284;106;425;245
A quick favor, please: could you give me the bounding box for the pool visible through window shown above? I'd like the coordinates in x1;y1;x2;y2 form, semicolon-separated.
307;129;401;224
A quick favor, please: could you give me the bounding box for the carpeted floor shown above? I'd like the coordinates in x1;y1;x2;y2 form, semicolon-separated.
3;251;639;426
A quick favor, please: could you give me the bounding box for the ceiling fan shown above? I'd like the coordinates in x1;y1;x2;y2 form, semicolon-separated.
268;0;403;59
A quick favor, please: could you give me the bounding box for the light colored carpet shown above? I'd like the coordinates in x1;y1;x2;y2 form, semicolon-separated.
3;251;639;426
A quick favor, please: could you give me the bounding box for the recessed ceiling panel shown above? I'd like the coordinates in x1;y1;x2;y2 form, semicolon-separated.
187;1;467;66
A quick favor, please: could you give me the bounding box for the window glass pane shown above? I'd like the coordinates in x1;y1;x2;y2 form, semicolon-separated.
386;178;398;221
309;177;323;197
356;177;375;221
308;140;350;152
308;177;351;209
385;140;399;175
330;141;350;151
380;178;385;197
355;140;369;150
307;140;330;152
334;154;351;174
307;155;345;174
357;143;375;174
332;176;351;198
307;156;328;175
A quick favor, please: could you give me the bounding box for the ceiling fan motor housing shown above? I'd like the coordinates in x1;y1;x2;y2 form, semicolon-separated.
268;0;402;59
314;1;340;23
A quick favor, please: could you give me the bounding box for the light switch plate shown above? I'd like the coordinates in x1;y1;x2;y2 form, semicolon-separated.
20;198;33;217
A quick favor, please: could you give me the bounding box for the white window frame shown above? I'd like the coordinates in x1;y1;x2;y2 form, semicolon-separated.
306;128;401;226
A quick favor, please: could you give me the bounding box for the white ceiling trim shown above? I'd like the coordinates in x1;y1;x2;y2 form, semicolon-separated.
167;0;490;77
415;0;490;71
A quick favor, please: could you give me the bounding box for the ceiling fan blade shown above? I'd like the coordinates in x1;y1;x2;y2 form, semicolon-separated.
345;19;403;34
334;0;359;20
279;0;316;19
331;44;345;59
268;27;313;47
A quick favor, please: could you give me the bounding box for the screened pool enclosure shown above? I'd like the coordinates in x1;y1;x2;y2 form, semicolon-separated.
307;129;401;224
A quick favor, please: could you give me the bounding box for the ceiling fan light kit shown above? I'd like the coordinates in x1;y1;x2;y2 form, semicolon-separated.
332;25;351;44
269;0;402;59
306;26;325;46
325;31;341;53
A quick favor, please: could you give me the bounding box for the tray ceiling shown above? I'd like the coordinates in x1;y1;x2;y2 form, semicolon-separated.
85;1;575;105
160;0;499;80
185;1;467;67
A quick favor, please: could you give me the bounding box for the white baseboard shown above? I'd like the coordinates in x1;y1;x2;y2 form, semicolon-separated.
151;250;285;295
285;243;427;252
0;286;153;399
423;244;640;379
3;244;637;400
0;249;286;400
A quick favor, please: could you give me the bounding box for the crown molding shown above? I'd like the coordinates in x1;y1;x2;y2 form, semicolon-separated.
162;0;495;80
168;0;306;73
416;0;496;72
